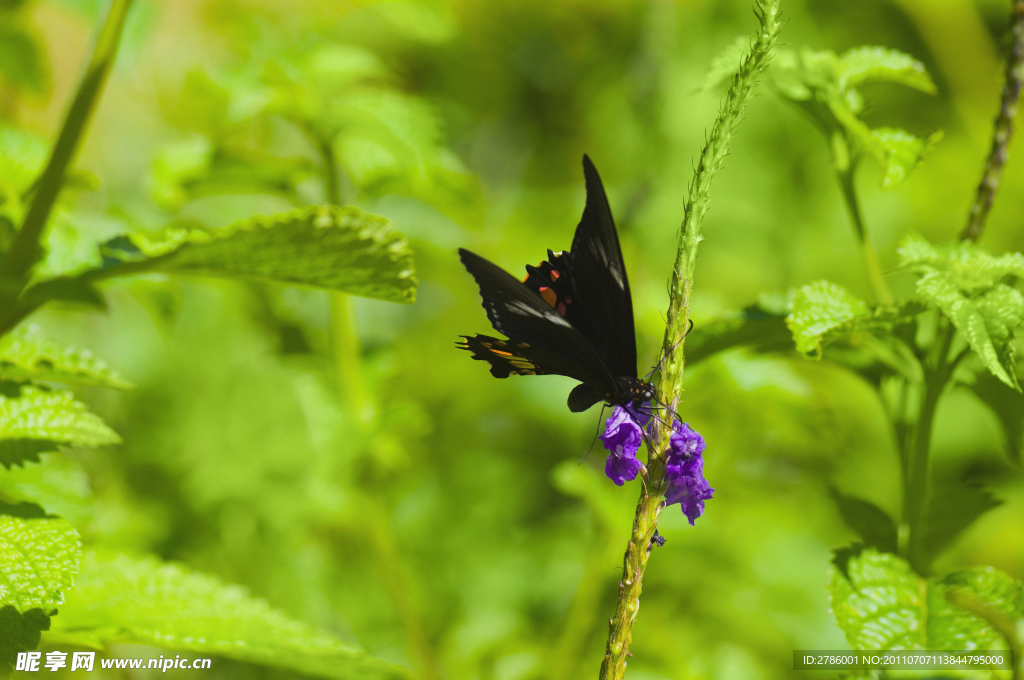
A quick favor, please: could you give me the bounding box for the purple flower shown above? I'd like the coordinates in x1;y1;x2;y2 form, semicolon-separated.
664;421;714;525
600;406;643;485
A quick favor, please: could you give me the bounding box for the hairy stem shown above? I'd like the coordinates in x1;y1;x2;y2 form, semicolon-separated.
0;0;134;291
902;319;954;573
598;2;782;677
962;0;1024;242
837;168;893;304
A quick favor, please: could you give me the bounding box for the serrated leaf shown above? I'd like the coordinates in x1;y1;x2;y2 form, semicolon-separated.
968;373;1024;464
829;489;898;554
0;385;121;468
871;128;941;188
94;205;417;303
0;515;80;612
787;281;870;356
898;235;1024;293
0;325;132;389
829;548;1023;652
838;46;937;94
916;272;1023;390
45;552;412;680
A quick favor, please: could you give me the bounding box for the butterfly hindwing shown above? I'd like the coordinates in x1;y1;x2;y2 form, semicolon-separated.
458;248;615;390
564;155;638;380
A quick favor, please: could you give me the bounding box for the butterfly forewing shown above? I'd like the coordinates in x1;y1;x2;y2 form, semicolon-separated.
565;156;638;380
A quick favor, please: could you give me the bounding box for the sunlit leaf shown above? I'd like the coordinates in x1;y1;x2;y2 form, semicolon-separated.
45;552;413;680
829;548;1023;651
898;235;1024;293
0;515;79;675
787;281;869;356
66;205;417;303
0;385;121;468
0;325;132;389
838;46;936;94
871;128;941;188
917;272;1023;390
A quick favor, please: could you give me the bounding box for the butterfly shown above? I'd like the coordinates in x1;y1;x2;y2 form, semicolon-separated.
457;155;658;414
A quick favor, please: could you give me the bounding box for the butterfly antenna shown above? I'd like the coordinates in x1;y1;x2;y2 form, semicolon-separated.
580;404;608;463
643;319;695;381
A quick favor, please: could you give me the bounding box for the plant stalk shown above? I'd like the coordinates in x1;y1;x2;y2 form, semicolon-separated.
962;0;1024;242
1;0;134;290
598;2;782;677
903;320;954;573
837;168;893;304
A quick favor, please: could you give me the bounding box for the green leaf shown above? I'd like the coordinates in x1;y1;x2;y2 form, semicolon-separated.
95;205;417;304
0;325;132;389
829;548;1023;651
922;472;1001;568
0;23;46;94
701;36;750;92
871;128;941;188
686;303;794;365
0;514;80;612
0;606;52;677
787;281;870;356
898;235;1024;293
837;46;937;94
968;373;1024;464
829;489;898;554
45;552;412;680
0;515;80;675
0;385;121;468
917;272;1023;389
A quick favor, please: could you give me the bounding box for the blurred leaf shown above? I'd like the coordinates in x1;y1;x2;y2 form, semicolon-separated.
45;552;413;680
0;514;80;610
80;205;417;303
829;548;1022;650
0;606;52;677
837;46;936;94
829;488;897;554
0;125;47;201
0;325;132;389
686;304;793;365
0;22;46;94
0;385;121;468
922;473;1001;569
968;373;1024;463
701;36;750;92
871;128;941;188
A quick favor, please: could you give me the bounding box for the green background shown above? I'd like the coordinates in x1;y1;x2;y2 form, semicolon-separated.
3;0;1022;677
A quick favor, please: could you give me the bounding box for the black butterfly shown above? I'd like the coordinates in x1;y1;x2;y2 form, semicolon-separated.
457;155;656;414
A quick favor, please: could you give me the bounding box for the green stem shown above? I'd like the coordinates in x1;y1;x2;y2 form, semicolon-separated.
903;320;954;573
330;292;371;420
598;2;782;677
962;0;1024;242
837;167;893;305
0;0;134;290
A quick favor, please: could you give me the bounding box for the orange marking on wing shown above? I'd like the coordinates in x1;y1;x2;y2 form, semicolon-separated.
492;350;514;357
539;287;557;307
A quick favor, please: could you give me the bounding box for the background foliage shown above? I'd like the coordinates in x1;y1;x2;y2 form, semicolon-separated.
2;0;1024;678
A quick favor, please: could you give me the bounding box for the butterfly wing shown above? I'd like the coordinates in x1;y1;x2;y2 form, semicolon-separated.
458;248;616;394
564;155;638;380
